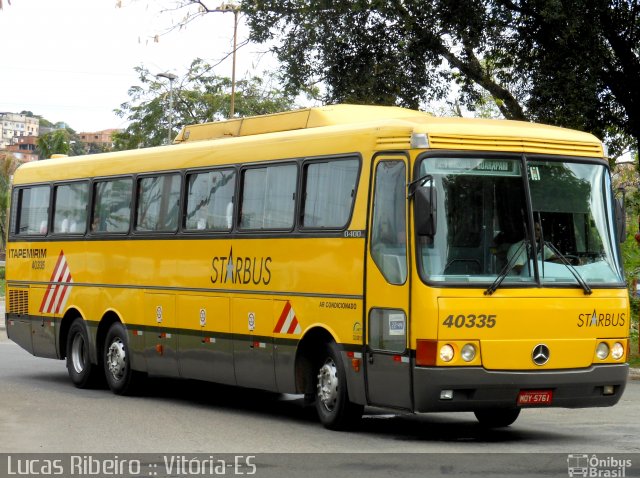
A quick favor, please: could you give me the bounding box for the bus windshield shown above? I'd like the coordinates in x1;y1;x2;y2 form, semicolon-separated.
415;156;623;287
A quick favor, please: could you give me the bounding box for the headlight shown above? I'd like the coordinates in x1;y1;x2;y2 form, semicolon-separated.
461;343;476;362
596;342;609;360
611;342;624;360
439;344;455;362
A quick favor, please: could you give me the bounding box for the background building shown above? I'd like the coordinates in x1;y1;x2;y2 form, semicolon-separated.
78;129;118;151
0;113;39;149
5;135;39;162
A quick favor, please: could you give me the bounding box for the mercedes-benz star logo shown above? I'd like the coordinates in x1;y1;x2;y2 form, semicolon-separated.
532;344;550;366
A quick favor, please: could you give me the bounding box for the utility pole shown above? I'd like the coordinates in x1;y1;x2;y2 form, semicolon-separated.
156;72;178;144
200;2;240;118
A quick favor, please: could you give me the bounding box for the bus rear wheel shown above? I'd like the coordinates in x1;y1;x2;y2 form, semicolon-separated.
103;322;142;395
315;343;363;430
474;408;521;428
66;318;102;388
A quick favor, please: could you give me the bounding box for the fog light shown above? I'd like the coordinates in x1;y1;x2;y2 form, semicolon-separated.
611;342;624;360
440;344;455;362
603;385;615;395
440;389;454;400
596;342;609;360
461;344;476;362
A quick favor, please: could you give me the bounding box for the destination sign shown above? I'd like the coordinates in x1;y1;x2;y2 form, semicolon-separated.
423;158;521;176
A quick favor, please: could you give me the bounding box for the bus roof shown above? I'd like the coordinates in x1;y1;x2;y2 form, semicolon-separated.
173;104;425;142
13;104;605;185
173;104;602;153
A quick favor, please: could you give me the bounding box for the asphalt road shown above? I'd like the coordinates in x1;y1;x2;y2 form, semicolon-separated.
1;310;639;477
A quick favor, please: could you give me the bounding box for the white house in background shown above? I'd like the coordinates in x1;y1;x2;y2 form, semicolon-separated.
0;112;39;149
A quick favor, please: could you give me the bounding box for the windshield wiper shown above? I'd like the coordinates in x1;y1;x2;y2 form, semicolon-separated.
543;242;592;295
485;240;529;296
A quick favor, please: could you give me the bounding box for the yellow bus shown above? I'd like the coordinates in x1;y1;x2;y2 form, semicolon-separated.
4;105;630;430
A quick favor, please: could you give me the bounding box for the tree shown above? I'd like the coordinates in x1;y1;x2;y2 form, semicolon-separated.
113;58;297;150
241;0;640;159
0;152;19;251
37;129;71;159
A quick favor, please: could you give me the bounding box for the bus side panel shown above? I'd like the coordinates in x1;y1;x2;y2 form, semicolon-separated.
273;299;296;393
5;315;34;355
177;295;235;385
5;285;34;354
29;286;59;359
232;297;277;392
273;339;297;393
5;285;58;359
143;293;179;378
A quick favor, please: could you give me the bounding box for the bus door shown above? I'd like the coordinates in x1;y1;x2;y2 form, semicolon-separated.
364;155;412;410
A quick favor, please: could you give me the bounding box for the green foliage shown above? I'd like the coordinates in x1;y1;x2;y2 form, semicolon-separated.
37;117;55;128
241;0;640;157
616;162;640;364
621;232;640;366
37;129;71;159
0;152;19;251
113;59;298;150
83;142;112;155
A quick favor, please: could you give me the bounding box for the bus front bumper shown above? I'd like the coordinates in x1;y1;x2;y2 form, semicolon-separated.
412;364;629;412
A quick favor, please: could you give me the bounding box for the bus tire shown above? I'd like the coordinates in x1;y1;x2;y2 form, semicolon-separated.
315;342;363;430
103;322;141;395
66;318;102;388
474;408;521;428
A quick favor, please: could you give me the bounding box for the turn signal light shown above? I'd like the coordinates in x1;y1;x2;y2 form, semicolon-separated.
416;339;437;366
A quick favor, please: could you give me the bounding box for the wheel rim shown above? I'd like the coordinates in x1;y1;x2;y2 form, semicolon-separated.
317;358;339;412
71;333;86;374
106;338;127;382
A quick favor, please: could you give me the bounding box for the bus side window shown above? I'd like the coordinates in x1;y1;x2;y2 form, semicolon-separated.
370;160;407;284
239;164;297;230
52;182;89;235
136;174;180;232
15;186;50;236
92;178;132;234
300;158;359;229
184;169;236;231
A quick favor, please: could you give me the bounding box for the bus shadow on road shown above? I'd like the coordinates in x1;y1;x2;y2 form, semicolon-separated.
120;377;563;443
133;377;320;422
16;369;566;443
357;412;558;443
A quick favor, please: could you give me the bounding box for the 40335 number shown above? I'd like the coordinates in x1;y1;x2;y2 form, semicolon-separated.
442;314;497;329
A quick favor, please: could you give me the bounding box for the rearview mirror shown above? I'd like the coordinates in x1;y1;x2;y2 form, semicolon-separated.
415;185;437;237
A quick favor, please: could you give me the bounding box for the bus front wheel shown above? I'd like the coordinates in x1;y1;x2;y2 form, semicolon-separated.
66;318;102;388
315;343;363;430
103;322;141;395
474;408;521;428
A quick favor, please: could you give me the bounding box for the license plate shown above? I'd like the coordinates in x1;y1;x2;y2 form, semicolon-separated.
517;389;553;406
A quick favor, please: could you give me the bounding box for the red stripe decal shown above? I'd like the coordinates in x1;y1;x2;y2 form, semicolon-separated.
273;301;291;333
